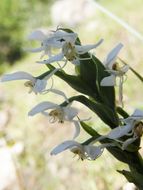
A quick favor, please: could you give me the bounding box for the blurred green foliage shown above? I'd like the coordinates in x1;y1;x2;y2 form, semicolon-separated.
0;0;54;73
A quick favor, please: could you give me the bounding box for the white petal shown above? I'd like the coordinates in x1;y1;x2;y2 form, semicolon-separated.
72;121;80;139
76;39;103;54
50;140;81;155
54;30;77;40
1;72;35;82
28;30;46;41
44;68;59;80
100;75;116;86
44;38;63;48
50;88;69;102
33;79;47;93
28;101;59;116
104;43;123;68
63;106;78;120
122;137;137;150
26;47;44;53
131;109;143;119
121;65;129;73
37;53;64;64
84;145;104;160
107;124;133;139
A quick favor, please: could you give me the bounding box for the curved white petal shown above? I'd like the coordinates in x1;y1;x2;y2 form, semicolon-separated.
104;43;123;68
76;39;103;54
122;137;137;150
54;30;77;40
63;106;78;121
107;124;133;139
28;30;46;41
1;72;35;82
84;145;104;160
100;75;116;86
28;101;59;116
44;68;59;80
50;140;81;155
26;46;44;53
72;121;80;139
50;89;69;102
33;79;47;93
37;53;64;64
131;109;143;120
121;65;129;73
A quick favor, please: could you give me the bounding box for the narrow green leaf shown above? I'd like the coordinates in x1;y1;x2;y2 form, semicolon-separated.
92;55;116;110
116;106;129;118
78;53;101;101
80;121;100;138
46;64;96;98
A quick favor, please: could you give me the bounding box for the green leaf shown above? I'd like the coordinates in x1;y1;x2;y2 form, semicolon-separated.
118;169;143;189
92;55;116;110
116;106;129;118
77;53;101;102
80;121;100;138
46;64;96;97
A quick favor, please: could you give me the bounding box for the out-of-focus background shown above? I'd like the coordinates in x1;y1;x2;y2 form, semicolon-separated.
0;0;143;189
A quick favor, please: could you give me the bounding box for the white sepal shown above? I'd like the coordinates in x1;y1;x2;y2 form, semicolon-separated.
72;120;80;139
107;124;133;139
51;140;81;155
28;101;59;116
100;75;116;86
37;53;64;64
1;71;35;82
104;43;123;68
76;39;103;54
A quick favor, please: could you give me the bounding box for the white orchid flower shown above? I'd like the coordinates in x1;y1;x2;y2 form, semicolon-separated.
103;109;143;150
50;140;104;160
28;101;80;139
37;38;103;65
1;69;58;94
27;29;78;59
100;43;129;105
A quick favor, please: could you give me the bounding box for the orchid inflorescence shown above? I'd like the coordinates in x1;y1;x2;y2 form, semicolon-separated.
1;28;143;175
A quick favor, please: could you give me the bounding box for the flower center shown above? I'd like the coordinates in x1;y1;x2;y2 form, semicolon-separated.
112;62;118;70
62;42;77;61
71;147;85;160
134;122;143;137
24;81;35;93
49;108;64;123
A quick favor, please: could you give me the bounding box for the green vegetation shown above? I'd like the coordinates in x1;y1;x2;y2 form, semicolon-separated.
0;0;53;74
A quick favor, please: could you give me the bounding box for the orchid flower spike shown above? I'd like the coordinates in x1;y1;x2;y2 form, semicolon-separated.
50;140;104;160
27;29;78;59
28;101;80;139
1;69;58;94
100;43;129;106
